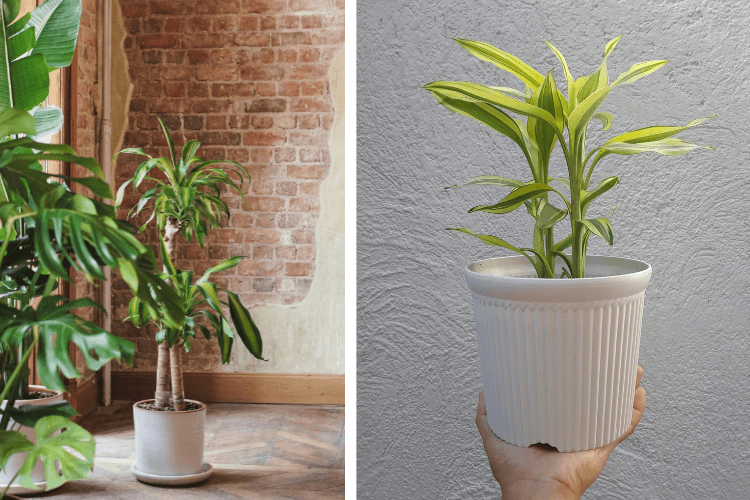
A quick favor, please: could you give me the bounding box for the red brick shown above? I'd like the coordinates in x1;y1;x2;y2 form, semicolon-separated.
137;34;178;49
297;246;316;261
151;1;192;15
258;261;283;275
187;50;209;65
285;263;311;276
289;197;312;212
260;16;276;30
211;49;235;65
229;33;271;47
251;181;275;195
242;0;286;14
164;18;185;32
278;213;301;228
246;197;285;212
275;246;297;260
165;51;185;64
301;81;326;96
196;66;238;81
276;115;297;129
251;148;273;163
276;181;297;196
228;148;250;162
182;34;226;49
299;147;320;162
279;16;300;29
195;1;240;14
142;18;164;33
255;213;276;228
278;49;297;63
198;131;242;146
277;32;311;46
239;260;259;275
299;48;320;62
275;148;296;162
291;230;313;244
279;82;300;96
291;64;328;79
311;30;345;46
255;82;277;96
300;15;323;29
239;16;258;31
122;2;149;18
213;17;237;31
164;83;185;97
290;0;325;12
252;116;274;129
206;115;227;129
253;48;275;64
247;229;281;244
245;99;286;113
288;165;326;179
229;115;252;129
298;114;319;129
232;213;254;227
299;181;320;196
218;228;243;243
290;97;331;112
188;82;209;97
241;65;285;81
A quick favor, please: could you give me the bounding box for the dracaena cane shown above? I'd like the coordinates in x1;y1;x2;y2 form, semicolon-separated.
424;36;714;278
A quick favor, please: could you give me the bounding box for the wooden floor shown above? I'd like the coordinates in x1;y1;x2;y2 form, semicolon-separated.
30;401;344;499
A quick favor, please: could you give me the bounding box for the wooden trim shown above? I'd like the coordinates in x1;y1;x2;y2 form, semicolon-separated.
66;376;100;422
111;372;345;405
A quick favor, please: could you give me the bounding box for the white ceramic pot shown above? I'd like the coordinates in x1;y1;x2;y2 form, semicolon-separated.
0;385;64;494
132;399;211;484
465;255;651;452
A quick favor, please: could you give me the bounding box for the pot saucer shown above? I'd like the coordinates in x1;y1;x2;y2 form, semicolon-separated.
130;462;213;486
0;480;60;495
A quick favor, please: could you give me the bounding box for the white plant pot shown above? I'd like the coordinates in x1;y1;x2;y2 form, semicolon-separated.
0;385;64;495
465;255;651;452
132;399;213;485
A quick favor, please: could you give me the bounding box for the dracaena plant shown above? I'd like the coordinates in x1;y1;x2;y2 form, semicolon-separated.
115;116;262;411
424;36;714;278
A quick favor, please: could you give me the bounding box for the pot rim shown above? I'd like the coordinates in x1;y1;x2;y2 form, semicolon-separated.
2;385;64;404
465;255;651;282
464;255;652;303
133;399;206;413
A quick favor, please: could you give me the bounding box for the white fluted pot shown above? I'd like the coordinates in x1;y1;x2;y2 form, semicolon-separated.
465;255;651;452
0;385;64;495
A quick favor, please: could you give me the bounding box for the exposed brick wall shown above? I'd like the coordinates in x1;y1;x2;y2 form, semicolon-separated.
112;0;344;371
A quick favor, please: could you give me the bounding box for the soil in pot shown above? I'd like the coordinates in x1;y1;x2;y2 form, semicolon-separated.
136;401;203;412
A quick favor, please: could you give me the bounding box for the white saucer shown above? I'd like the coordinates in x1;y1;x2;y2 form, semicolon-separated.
130;462;213;486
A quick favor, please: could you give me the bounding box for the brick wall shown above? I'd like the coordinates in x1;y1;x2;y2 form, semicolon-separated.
113;0;345;371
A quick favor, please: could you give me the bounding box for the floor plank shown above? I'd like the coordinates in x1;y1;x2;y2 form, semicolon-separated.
30;401;345;499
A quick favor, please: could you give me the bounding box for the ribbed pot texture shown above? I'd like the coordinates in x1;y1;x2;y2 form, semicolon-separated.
465;256;651;452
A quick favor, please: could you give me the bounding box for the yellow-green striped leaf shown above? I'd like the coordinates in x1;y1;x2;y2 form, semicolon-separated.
604;116;714;145
568;86;612;142
592;112;613;131
602;138;714;156
447;227;524;253
468;182;553;214
535;199;568;229
544;39;575;104
578;217;614;245
528;72;564;167
581;176;618;210
612;60;668;86
453;38;545;89
445;175;525;189
423;81;560;132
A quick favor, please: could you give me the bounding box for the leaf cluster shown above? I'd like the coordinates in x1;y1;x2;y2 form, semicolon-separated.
115;117;250;247
425;36;714;278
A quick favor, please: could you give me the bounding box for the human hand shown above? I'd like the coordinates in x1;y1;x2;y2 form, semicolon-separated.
476;365;646;500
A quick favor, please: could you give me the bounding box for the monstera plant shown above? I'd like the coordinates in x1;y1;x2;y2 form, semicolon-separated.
0;0;184;496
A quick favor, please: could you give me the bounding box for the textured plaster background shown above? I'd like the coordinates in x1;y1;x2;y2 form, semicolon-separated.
357;1;750;498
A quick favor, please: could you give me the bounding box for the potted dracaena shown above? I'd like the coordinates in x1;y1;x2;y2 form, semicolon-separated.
0;0;185;497
114;117;265;485
423;36;713;452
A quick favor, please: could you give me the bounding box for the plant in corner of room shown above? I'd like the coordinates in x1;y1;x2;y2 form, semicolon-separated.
114;117;266;484
421;35;714;453
423;35;714;278
0;1;185;496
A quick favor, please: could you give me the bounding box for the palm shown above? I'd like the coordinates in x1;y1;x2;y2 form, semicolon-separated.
476;365;646;498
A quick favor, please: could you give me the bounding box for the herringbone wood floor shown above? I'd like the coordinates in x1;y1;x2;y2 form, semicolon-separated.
31;401;344;499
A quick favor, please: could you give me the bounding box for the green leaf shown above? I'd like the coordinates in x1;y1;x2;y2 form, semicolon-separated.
582;176;618;210
528;72;564;167
17;415;94;491
578;217;614;245
7;54;50;111
603;116;714;145
601;138;714;156
468;182;553;214
543;39;575;105
29;105;64;139
445;175;525;189
226;290;264;361
157;116;176;170
2;1;21;28
592;111;613;131
7;25;35;61
447;227;525;253
553;233;573;252
0;429;33;470
197;256;243;284
29;0;82;70
453;38;545;89
429;92;532;163
535;199;568;229
612;60;669;86
488;86;530;100
114;179;132;210
6;401;78;428
424;81;561;132
0;107;35;136
568;86;612;143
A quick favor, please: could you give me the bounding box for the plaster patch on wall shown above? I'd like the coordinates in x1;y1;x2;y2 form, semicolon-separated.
228;48;345;375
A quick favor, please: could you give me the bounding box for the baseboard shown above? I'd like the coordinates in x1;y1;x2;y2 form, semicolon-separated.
110;372;344;405
67;376;100;422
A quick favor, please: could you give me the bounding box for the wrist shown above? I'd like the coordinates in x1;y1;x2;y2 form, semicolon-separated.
501;479;581;500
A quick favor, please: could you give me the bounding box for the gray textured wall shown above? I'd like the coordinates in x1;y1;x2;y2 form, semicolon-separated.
357;1;750;498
